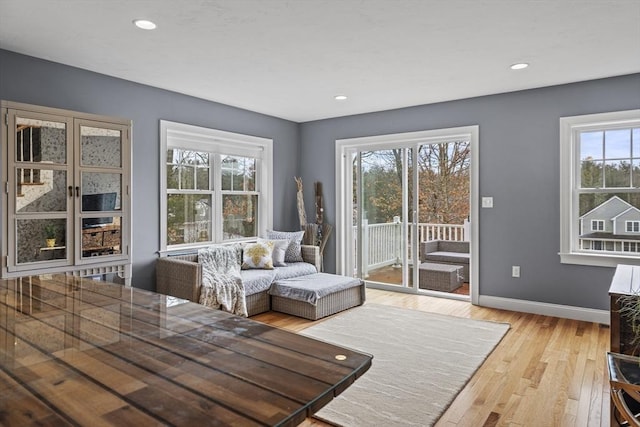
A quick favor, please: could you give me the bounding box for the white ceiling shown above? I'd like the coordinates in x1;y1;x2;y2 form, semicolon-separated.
1;0;639;122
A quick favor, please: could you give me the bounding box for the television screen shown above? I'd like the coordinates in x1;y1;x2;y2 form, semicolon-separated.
82;192;117;228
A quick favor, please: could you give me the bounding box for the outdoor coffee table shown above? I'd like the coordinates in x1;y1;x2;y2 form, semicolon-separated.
0;275;372;426
417;262;463;291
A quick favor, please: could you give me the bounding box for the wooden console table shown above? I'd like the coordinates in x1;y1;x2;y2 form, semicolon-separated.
609;264;640;425
0;275;372;426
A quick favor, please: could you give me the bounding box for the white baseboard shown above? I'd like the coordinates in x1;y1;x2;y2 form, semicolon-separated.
478;295;610;325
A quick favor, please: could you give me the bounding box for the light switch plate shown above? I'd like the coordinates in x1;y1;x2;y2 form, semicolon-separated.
482;197;494;208
512;266;521;277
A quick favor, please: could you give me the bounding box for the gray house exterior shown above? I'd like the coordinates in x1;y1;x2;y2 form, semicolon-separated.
579;196;640;252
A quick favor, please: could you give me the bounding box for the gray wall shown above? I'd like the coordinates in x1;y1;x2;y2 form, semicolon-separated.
2;48;639;311
299;74;640;311
0;49;300;290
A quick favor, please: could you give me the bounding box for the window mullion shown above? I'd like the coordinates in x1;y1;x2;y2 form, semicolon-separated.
213;153;222;243
601;131;606;188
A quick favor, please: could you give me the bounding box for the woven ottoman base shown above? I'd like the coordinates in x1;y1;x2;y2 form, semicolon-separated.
418;262;462;292
246;290;270;317
270;274;366;320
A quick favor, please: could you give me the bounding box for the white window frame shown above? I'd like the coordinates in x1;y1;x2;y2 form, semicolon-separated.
626;221;640;233
559;109;640;267
159;120;273;253
591;220;605;232
624;242;640;252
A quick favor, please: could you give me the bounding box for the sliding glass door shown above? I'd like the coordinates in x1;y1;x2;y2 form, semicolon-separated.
341;127;474;299
355;148;415;289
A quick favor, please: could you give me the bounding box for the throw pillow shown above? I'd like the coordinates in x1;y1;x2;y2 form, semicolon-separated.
258;238;288;267
242;241;274;270
266;230;304;262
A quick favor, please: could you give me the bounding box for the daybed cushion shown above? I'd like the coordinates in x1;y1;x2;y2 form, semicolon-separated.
240;269;276;296
266;230;305;262
270;272;362;305
240;262;317;296
424;251;470;264
274;262;318;281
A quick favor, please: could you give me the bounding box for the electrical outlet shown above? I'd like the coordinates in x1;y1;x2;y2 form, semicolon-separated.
512;266;520;278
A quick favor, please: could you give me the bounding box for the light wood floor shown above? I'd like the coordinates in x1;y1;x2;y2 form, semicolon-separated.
367;265;470;296
253;289;611;427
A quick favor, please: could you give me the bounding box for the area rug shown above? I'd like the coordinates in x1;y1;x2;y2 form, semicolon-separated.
302;303;510;426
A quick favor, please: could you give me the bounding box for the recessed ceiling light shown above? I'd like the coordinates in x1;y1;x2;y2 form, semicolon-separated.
510;63;529;70
334;95;348;101
133;19;157;30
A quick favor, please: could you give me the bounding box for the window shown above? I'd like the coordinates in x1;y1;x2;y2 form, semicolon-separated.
624;242;640;252
221;155;258;240
160;121;272;251
627;221;640;233
166;149;212;245
560;109;640;267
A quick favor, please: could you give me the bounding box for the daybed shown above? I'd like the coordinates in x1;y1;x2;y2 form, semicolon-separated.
156;244;322;316
270;272;365;320
421;240;469;282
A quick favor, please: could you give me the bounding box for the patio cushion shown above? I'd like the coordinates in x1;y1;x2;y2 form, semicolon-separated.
424;251;470;264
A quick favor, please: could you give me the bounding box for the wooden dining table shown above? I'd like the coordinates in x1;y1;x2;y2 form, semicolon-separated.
0;275;372;426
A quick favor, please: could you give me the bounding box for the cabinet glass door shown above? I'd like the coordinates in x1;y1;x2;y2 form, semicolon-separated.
77;122;126;261
9;113;72;269
2;101;131;281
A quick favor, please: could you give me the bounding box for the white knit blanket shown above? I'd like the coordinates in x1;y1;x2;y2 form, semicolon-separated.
198;246;247;316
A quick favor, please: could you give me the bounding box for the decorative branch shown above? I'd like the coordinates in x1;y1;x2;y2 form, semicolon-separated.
295;176;307;229
290;179;332;271
315;181;324;225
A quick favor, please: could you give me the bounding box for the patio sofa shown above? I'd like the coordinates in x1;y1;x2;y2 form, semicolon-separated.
156;244;322;316
420;240;469;282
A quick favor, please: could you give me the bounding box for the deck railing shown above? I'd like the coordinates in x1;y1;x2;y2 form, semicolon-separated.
355;220;468;276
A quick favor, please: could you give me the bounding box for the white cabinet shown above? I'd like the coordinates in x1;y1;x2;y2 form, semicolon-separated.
1;101;131;283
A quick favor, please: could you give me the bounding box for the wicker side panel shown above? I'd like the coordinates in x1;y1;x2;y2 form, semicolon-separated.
271;285;365;320
246;291;270;317
156;258;202;302
168;254;199;263
301;245;321;272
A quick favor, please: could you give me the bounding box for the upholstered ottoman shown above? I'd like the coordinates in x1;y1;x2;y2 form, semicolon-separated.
418;262;463;292
270;273;365;320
